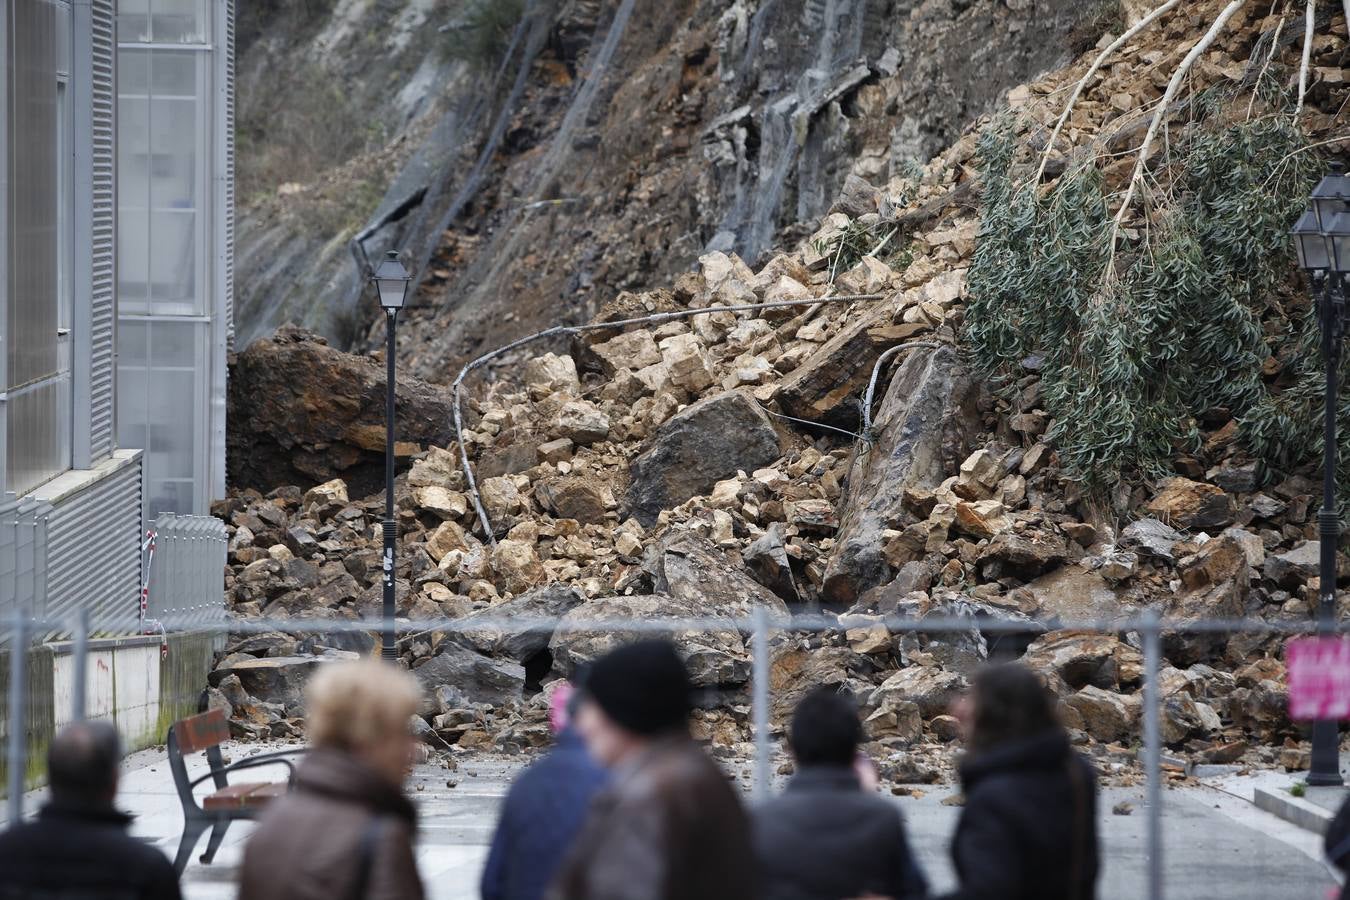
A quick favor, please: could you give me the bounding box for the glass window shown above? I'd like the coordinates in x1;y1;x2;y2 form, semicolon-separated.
150;211;197;309
7;1;73;495
120;48;150;93
119;0;208;44
152;0;208;44
117;209;150;310
118;49;205;316
117;320;206;527
118;0;152;42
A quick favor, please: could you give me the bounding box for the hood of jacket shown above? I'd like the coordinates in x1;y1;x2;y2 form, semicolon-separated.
958;728;1073;790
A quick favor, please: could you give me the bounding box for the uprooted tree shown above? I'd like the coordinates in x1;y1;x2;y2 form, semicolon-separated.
964;0;1345;507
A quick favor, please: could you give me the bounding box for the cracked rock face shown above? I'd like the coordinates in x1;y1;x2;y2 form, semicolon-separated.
824;345;976;604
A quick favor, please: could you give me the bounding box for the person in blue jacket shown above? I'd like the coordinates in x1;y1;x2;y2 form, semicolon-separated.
481;682;608;900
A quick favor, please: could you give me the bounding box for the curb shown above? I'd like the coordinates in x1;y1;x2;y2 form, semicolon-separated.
1253;785;1342;835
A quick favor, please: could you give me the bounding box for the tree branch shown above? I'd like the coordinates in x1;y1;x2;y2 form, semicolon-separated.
1296;0;1315;115
1105;0;1250;278
1035;0;1183;185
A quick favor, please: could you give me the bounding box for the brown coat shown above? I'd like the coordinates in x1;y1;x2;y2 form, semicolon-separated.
550;735;757;900
237;748;424;900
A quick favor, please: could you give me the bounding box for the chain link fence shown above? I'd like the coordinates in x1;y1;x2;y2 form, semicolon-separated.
0;609;1340;899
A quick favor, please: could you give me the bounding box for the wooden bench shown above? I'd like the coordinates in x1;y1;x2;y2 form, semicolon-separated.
166;707;303;874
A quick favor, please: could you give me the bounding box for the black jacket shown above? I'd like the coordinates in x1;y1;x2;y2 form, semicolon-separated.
0;800;182;900
753;765;928;900
1324;793;1350;900
942;730;1098;900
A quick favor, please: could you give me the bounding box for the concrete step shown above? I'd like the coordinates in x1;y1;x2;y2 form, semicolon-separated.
1253;784;1346;836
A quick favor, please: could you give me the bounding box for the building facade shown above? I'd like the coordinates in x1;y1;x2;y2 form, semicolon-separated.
116;0;232;528
0;0;231;634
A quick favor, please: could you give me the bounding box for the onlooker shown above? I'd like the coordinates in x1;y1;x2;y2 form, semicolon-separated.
1325;793;1350;899
941;662;1099;900
238;659;425;900
0;720;182;900
550;640;757;900
754;687;927;900
481;682;608;900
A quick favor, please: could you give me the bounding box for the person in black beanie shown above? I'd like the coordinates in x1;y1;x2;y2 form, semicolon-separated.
549;639;757;900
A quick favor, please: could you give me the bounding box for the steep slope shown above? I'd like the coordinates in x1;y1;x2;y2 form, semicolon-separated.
234;0;1088;358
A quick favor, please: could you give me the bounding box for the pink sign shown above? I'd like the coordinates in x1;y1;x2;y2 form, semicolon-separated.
1287;637;1350;720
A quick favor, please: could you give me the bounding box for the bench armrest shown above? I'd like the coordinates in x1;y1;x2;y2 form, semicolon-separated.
187;749;305;790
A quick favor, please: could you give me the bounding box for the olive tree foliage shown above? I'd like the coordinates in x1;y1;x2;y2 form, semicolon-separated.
964;110;1324;498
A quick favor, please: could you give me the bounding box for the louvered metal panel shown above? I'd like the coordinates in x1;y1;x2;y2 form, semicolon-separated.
87;0;117;460
44;455;142;638
0;494;52;641
145;513;225;631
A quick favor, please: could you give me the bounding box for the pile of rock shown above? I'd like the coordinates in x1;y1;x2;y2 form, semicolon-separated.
213;4;1349;778
217;223;1334;777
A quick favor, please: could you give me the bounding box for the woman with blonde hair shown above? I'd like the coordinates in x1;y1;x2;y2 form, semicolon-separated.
239;658;426;900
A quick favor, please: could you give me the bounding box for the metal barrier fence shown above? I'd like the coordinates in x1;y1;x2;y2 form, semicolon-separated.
0;608;1338;900
144;513;228;631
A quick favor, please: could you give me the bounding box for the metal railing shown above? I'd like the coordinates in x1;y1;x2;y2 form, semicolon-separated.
0;607;1337;899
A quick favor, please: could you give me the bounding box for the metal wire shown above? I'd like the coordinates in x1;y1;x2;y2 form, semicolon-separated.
861;341;942;440
53;611;1339;637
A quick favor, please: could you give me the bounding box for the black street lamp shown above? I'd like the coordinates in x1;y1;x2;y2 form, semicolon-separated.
371;251;412;662
1291;163;1350;786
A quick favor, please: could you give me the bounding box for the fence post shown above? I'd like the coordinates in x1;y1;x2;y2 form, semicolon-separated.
1141;609;1164;900
71;607;89;722
6;613;28;824
751;605;770;802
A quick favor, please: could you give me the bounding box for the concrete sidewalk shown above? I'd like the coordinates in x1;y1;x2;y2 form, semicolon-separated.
7;743;1344;900
1203;753;1350;838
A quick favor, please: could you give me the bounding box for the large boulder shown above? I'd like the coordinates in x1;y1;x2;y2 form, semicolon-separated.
743;524;800;603
536;474;615;525
209;653;354;706
411;643;527;708
453;584;585;662
1020;565;1133;624
227;326;458;495
823;346;976;603
1064;685;1139;743
1165;534;1250;665
1144;478;1235;531
1263;541;1348;588
644;532;790;620
626;390;784;527
770;644;876;722
1022;630;1128;691
550;594;751;686
977;528;1070;580
869;665;968;719
1120;518;1183;563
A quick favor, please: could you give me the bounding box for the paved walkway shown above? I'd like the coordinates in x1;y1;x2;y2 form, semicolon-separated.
7;742;1344;899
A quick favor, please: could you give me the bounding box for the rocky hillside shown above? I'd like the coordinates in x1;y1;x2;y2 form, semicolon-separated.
234;0;1089;357
215;0;1349;783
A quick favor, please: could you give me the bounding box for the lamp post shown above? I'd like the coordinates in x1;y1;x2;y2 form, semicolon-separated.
1291;163;1350;786
371;251;412;662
